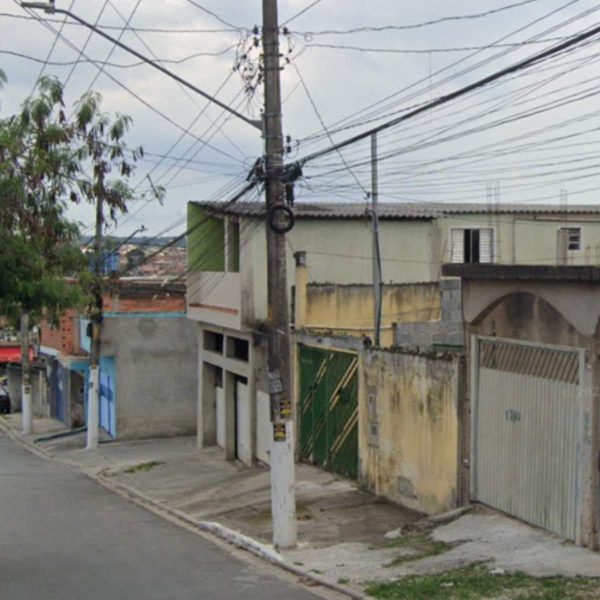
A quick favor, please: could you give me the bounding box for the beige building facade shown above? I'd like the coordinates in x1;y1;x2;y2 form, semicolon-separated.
187;201;600;468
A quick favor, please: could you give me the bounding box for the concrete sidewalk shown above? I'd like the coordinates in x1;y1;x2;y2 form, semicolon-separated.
36;428;420;548
3;415;600;597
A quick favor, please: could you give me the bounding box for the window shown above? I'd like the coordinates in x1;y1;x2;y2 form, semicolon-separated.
561;227;581;251
204;330;224;353
450;228;494;263
226;336;249;362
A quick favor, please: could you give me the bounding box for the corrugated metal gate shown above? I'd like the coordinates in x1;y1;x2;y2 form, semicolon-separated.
471;336;584;541
299;345;358;479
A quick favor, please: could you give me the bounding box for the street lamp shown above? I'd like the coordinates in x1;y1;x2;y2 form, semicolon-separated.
20;1;262;131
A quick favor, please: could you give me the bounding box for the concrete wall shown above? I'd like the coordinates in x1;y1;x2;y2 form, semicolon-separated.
100;314;198;439
5;364;46;416
394;279;464;350
360;349;463;515
303;282;440;347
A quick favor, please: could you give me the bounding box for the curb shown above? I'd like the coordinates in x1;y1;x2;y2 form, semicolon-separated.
0;416;51;460
94;477;365;600
0;418;364;600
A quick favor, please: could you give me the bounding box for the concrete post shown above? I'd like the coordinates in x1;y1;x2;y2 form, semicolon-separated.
294;252;307;330
20;312;32;435
86;366;99;450
224;370;236;461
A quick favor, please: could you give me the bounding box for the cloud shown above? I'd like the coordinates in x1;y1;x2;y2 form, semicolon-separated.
1;0;599;235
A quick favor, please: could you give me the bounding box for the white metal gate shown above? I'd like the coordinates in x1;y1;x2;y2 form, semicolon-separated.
471;336;584;541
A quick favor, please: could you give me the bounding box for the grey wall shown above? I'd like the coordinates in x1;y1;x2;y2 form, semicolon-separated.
101;316;198;440
394;279;464;350
6;365;21;411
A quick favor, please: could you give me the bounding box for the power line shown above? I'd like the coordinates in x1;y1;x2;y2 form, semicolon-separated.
30;0;76;93
282;0;324;26
0;11;239;33
295;0;542;35
296;17;600;166
291;62;368;196
296;0;587;150
300;36;574;55
0;46;238;68
63;0;110;88
184;0;241;30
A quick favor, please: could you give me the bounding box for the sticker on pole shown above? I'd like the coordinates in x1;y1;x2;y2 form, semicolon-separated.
273;422;287;442
279;397;292;418
268;370;284;394
269;370;283;394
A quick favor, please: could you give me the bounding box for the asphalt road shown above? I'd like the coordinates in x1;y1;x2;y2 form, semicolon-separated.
0;432;322;600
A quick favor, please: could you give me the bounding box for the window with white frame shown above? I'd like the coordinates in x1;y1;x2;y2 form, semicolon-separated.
450;228;494;263
560;227;581;251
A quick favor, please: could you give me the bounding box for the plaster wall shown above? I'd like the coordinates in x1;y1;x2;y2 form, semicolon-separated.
100;315;198;439
304;282;440;347
360;349;461;515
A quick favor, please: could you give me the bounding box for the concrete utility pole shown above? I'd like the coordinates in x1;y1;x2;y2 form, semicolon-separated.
20;311;32;435
371;133;382;347
262;0;297;549
86;190;104;450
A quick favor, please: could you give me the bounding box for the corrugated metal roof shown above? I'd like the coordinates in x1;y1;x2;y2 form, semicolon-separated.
191;201;600;220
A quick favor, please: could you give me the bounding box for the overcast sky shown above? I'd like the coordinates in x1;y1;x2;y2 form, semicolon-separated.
2;0;600;236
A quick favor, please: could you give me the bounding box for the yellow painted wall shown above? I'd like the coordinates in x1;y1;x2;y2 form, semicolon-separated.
360;349;459;515
304;283;441;347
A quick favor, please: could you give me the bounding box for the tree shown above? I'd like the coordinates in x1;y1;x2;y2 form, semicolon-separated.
0;73;161;436
0;75;87;322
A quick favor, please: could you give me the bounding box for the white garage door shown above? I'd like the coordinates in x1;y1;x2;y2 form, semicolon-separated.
472;336;584;541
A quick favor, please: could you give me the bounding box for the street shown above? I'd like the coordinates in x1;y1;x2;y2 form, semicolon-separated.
0;433;322;600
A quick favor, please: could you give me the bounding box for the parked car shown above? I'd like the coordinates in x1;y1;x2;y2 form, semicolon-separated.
0;385;11;414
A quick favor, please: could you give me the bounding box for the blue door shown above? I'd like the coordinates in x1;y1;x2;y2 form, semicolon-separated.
98;357;116;437
50;360;66;424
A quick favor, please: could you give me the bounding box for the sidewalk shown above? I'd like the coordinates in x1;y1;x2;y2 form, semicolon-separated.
4;415;600;598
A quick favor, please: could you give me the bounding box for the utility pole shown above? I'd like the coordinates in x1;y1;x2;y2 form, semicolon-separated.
262;0;297;549
371;133;382;347
86;188;104;450
20;311;32;435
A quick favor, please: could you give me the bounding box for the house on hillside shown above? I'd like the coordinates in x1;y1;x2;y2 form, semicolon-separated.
39;279;198;439
187;200;600;469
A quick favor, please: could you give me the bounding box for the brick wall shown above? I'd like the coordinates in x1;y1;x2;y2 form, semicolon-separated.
111;294;185;313
39;309;77;355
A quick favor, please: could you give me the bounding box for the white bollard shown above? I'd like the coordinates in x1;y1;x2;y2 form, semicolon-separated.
22;384;32;435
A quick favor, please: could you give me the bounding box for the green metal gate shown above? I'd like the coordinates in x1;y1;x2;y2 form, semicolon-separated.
298;345;358;479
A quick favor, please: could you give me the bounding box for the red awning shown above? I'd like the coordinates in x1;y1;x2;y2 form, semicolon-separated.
0;347;34;363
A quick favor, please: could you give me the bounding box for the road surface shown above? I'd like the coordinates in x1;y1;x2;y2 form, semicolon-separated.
0;432;323;599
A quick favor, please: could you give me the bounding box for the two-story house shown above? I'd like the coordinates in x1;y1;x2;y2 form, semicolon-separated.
39;279;198;439
187;200;600;466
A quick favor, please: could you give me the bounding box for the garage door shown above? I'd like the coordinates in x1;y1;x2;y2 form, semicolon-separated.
471;336;584;541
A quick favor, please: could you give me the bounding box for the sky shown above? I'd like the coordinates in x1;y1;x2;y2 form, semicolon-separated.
2;0;600;236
